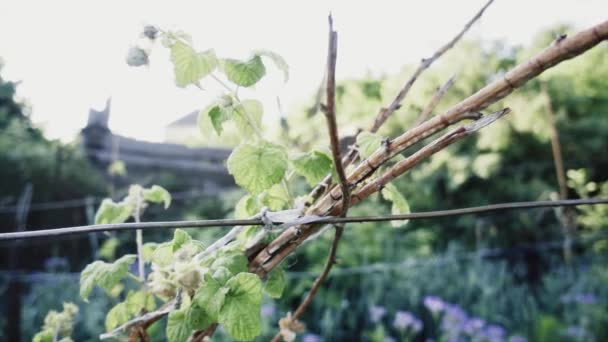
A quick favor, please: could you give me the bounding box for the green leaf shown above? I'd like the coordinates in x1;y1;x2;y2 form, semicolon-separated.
33;330;54;342
99;237;119;260
219;273;263;341
143;185;171;209
233;99;263;138
171;229;192;252
193;273;228;321
220;56;266;87
171;41;217;87
94;199;134;224
79;255;137;300
105;302;129;331
234;195;262;219
264;268;286;298
186;304;214;330
227;141;288;194
142;242;158;262
381;183;410;227
124;290;155;315
211;252;248;275
166;309;191;342
212;266;233;285
208;105;229;135
356;131;383;159
151;242;174;267
254;50;289;82
291;149;333;186
260;183;290;211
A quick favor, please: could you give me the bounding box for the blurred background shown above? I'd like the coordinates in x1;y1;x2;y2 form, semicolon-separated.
1;0;607;341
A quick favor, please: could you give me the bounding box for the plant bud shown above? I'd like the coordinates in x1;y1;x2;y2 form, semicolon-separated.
143;25;158;40
218;94;234;108
126;47;149;67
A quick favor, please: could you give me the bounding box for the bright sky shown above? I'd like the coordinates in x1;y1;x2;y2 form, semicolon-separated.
0;0;605;142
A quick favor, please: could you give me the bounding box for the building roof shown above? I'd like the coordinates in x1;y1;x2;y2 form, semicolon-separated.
167;110;199;127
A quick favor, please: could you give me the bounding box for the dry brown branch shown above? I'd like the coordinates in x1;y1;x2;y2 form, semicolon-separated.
351;108;510;206
415;75;456;125
323;16;350;215
542;83;576;261
369;0;494;133
273;16;348;342
270;226;344;342
249;20;608;278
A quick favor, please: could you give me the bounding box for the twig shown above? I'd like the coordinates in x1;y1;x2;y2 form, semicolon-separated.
272;16;348;342
270;226;343;342
542;83;576;261
99;298;177;340
414;75;456;125
369;0;494;133
323;16;350;216
3;198;608;241
351;109;510;206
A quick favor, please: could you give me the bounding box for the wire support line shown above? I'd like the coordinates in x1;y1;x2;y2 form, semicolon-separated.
1;198;607;242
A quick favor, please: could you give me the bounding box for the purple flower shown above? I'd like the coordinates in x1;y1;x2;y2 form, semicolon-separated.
566;326;585;339
509;336;527;342
260;303;276;318
424;296;445;314
412;318;423;333
573;293;597;305
463;317;485;334
391;311;423;334
393;311;417;331
444;304;467;322
561;293;597;305
369;305;387;323
485;324;506;342
302;333;322;342
441;304;468;334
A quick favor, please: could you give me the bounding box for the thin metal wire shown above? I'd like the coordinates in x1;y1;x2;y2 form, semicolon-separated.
2;230;606;282
0;197;607;242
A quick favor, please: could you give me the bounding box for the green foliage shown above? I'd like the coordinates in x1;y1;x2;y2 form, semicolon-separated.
253;49;290;82
233;99;263;138
170;41;217;87
211;252;248;275
166;309;191;342
381;183;410;227
194;273;228;321
264;267;286;299
567;169;608;231
219;56;266;87
94;199;134;224
260;183;291;211
143;185;172;209
94;184;171;224
227;141;288;194
33;302;79;342
219;273;263;341
234;194;262;219
356;131;383;159
79;255;137;300
291;149;334;186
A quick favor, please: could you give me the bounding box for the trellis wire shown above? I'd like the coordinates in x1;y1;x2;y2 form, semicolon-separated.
2;230;606;282
0;197;606;241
